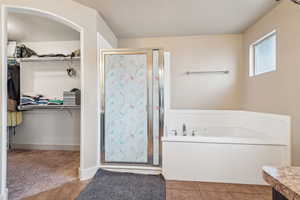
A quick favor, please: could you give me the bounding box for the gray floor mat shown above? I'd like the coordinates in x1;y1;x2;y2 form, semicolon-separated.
76;169;166;200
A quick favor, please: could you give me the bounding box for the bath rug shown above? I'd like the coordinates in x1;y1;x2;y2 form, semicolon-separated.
76;169;166;200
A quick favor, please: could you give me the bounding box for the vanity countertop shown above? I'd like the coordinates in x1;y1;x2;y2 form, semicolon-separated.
263;166;300;200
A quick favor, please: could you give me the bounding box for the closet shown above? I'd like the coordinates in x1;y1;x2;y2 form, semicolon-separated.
7;9;81;200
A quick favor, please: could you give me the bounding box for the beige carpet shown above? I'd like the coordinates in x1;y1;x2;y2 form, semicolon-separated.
8;150;80;200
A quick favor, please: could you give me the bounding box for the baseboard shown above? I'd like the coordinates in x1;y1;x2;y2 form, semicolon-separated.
0;188;8;200
100;165;162;175
79;166;99;181
12;144;80;151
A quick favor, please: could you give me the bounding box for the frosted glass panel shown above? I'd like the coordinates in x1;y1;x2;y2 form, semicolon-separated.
104;54;148;163
254;33;276;75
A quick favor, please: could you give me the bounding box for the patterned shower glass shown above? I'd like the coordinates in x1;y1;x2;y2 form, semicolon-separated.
104;54;148;163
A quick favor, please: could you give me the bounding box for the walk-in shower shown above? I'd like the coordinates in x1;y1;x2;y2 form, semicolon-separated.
100;49;164;167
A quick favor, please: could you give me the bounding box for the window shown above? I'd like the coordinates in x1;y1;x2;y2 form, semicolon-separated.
250;30;277;76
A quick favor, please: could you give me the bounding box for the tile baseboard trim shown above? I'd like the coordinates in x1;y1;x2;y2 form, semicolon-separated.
12;144;80;151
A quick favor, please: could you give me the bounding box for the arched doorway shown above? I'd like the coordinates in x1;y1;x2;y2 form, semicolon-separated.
1;5;84;199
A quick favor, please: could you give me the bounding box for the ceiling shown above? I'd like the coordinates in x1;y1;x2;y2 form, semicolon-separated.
8;11;80;42
74;0;278;38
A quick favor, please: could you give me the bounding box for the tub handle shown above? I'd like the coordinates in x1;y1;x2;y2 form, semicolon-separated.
171;130;178;136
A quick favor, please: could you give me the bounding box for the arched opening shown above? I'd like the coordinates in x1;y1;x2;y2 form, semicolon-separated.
1;5;84;199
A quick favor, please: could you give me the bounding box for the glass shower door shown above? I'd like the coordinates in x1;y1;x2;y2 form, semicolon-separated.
101;49;159;165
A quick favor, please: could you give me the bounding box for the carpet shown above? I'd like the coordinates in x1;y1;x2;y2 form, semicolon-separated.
76;169;166;200
8;150;79;200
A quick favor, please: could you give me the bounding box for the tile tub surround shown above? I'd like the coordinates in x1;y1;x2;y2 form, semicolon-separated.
263;166;300;200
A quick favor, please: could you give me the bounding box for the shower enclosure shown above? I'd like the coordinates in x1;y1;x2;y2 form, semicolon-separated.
100;48;164;167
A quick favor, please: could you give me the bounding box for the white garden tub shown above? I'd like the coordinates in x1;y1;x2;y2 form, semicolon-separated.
165;127;287;146
162;110;291;185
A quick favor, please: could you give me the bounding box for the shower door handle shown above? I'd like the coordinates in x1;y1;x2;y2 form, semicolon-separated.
100;112;105;155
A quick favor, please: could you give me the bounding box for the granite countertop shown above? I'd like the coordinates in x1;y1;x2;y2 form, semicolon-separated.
263;166;300;200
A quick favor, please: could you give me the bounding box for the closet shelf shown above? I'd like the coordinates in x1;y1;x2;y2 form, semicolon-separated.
17;57;80;63
18;105;80;111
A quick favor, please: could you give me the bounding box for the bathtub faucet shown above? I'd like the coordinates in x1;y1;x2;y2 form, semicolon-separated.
182;124;187;136
171;130;178;136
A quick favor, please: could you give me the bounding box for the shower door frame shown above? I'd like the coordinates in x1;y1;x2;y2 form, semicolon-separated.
100;48;164;167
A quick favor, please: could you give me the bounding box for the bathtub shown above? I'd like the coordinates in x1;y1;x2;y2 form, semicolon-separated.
165;127;287;146
162;110;291;185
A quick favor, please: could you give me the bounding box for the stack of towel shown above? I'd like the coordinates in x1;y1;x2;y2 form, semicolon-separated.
20;95;63;106
21;96;38;105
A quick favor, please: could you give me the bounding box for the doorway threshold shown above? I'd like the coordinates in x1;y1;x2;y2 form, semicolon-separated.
99;165;162;175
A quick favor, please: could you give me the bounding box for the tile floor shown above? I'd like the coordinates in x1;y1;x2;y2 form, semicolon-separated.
25;180;89;200
166;181;272;200
9;150;272;200
25;179;272;200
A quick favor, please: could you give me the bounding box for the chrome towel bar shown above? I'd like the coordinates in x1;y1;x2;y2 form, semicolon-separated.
186;70;229;75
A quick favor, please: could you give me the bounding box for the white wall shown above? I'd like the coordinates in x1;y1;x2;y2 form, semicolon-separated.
8;12;80;42
12;41;81;149
13;110;80;150
119;3;300;167
119;35;243;110
21;41;80;55
242;1;300;165
0;6;8;200
0;1;118;197
96;34;113;166
20;41;81;98
96;15;118;49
